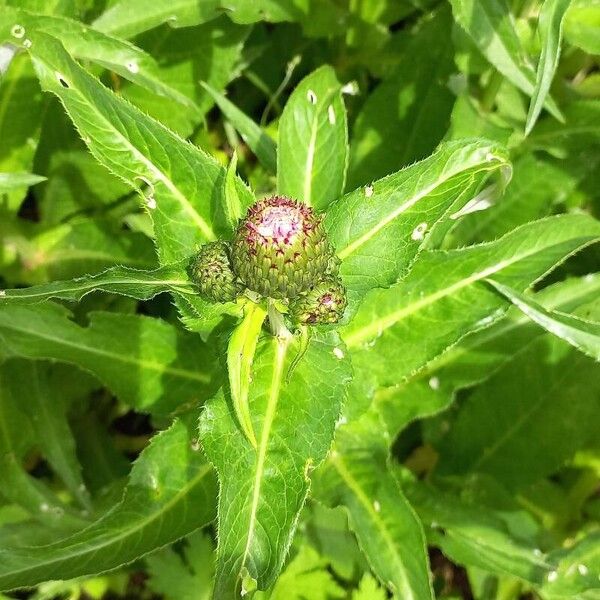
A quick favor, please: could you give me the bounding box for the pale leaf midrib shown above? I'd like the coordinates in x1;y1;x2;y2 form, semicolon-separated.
37;54;215;241
240;337;290;575
331;454;417;599
344;236;595;348
337;157;501;260
0;321;210;383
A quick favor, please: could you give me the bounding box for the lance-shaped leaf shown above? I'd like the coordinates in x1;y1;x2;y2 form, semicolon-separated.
92;0;221;39
449;0;562;120
342;215;600;387
4;360;91;509
277;66;348;211
0;416;217;591
24;33;254;264
0;8;198;112
325;139;510;307
0;303;221;416
486;278;600;360
201;82;277;174
436;335;600;490
199;331;351;596
315;408;434;599
525;0;572;135
227;301;268;448
0;262;193;304
0;171;45;193
404;479;552;584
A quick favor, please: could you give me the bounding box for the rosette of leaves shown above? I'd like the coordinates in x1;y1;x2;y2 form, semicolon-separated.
0;14;600;600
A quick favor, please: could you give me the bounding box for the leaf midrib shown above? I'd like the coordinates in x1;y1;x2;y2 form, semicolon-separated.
331;454;417;599
0;320;210;383
337;156;502;260
344;235;596;348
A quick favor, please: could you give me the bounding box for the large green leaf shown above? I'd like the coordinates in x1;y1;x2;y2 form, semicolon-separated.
0;8;198;112
486;278;600;360
0;303;220;416
525;0;572;135
0;416;217;591
347;7;455;188
0;261;193;304
404;479;552;584
325;139;510;308
342;215;600;387
315;408;434;599
436;335;600;490
563;0;600;54
277;66;348;211
92;0;221;39
24;33;254;264
0;171;44;193
199;331;351;595
449;0;562;120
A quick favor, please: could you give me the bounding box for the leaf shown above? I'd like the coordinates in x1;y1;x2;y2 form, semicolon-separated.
0;361;87;531
526;0;571;135
0;303;221;416
199;331;351;595
486;278;600;360
227;301;267;448
200;81;277;173
277;65;348;211
0;171;44;193
436;335;600;490
92;0;221;39
146;531;214;600
404;478;552;584
563;0;600;55
0;8;199;112
325;139;510;308
254;545;345;600
347;7;455;188
4;360;90;509
0;416;217;591
0;262;194;304
449;0;562;120
316;408;434;599
342;215;600;388
24;33;253;264
352;574;387;600
542;531;600;597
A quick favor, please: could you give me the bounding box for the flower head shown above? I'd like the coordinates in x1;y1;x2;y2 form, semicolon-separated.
290;276;347;325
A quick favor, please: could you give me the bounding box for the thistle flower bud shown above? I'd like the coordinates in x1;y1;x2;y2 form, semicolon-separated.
189;241;243;303
231;196;337;300
290;276;347;325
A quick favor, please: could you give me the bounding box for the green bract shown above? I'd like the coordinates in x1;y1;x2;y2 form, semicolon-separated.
189;241;243;303
231;196;337;300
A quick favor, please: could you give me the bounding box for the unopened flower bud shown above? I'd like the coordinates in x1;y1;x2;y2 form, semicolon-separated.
190;241;243;303
290;276;347;325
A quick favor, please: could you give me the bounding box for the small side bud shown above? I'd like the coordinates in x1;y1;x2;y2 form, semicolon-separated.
189;241;243;303
290;277;347;325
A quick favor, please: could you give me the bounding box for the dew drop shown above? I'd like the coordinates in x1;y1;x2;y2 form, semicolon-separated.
190;438;201;451
578;564;589;576
547;570;558;582
39;502;50;512
333;347;344;359
341;81;359;95
146;196;157;210
373;500;381;512
411;222;428;241
0;290;5;297
126;60;139;74
23;39;32;49
428;376;440;390
533;548;543;557
327;105;336;124
306;89;317;104
364;185;374;197
10;24;25;39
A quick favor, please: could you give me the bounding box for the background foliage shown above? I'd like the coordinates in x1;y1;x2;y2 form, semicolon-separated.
0;0;599;599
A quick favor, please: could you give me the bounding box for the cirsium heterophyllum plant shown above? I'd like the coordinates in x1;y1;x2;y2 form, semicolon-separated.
0;3;600;600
